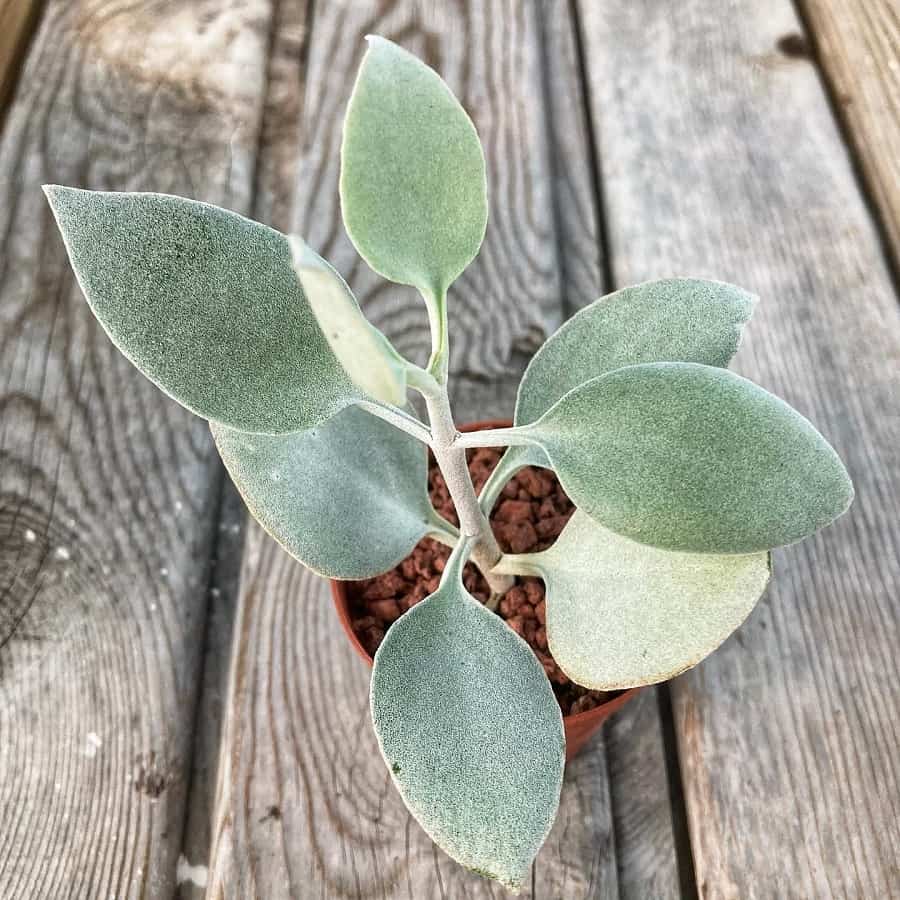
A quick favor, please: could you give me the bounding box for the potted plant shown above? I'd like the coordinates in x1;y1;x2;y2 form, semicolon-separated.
44;37;852;892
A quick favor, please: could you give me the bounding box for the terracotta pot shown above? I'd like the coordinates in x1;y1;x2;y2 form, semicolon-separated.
331;418;640;761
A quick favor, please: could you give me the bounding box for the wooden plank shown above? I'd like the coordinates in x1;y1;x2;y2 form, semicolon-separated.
0;1;274;896
576;1;900;898
176;3;309;896
206;1;625;897
176;483;246;900
0;0;41;110
799;0;900;275
604;689;685;900
536;0;604;317
536;5;682;898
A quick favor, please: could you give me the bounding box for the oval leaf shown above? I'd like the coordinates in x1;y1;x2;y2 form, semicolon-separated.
288;235;407;405
503;511;770;689
526;362;853;553
45;186;358;433
371;553;564;890
516;278;755;425
497;278;756;479
340;36;487;304
213;406;447;579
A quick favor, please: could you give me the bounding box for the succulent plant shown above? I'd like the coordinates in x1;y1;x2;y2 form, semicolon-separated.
44;36;852;892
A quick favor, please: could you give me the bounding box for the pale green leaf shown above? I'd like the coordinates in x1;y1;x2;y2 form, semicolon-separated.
504;278;756;473
212;405;450;579
371;544;564;890
498;511;770;689
288;235;407;406
524;362;853;553
340;36;487;307
45;186;358;433
516;278;755;426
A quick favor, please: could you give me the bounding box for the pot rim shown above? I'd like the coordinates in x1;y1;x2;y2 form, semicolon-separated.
330;416;642;725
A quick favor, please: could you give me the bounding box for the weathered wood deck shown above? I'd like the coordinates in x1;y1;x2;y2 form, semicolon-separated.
0;2;897;897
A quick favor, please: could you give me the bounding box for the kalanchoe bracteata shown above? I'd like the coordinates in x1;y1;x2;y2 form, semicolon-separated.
45;36;852;891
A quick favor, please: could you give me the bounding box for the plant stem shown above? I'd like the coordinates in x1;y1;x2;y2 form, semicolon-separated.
452;426;535;449
491;553;545;578
425;291;449;382
424;388;514;596
477;447;528;516
356;400;432;445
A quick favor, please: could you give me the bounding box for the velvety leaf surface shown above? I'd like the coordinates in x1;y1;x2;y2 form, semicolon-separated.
340;36;487;305
500;278;755;475
515;278;755;425
212;406;445;579
526;362;853;553
370;546;564;890
45;186;358;433
500;511;770;689
288;235;407;406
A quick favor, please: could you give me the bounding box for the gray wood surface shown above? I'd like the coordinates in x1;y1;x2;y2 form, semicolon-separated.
0;1;273;896
605;689;686;900
176;3;310;896
2;0;897;897
577;1;900;897
537;6;683;898
799;0;900;275
204;1;633;897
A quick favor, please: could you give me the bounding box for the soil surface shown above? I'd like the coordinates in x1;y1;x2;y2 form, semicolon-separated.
348;446;616;716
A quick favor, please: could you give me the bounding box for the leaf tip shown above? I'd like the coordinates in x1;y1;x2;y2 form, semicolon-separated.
42;183;69;215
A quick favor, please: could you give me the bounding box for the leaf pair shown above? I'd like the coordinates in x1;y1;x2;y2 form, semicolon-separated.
504;276;851;554
44;183;446;578
489;278;851;690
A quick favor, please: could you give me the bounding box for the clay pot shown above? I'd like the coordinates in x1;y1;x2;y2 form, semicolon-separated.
330;418;640;761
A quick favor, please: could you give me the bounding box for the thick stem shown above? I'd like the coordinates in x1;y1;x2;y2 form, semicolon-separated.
425;390;514;596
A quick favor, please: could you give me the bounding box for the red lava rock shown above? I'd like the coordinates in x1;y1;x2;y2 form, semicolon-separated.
499;585;527;617
506;615;526;638
496;499;533;523
517;467;553;498
369;598;401;623
347;442;615;716
362;571;406;600
497;520;539;554
537;515;571;540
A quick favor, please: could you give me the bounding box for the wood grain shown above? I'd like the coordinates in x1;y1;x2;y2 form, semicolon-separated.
176;3;310;896
799;0;900;275
577;0;900;897
206;1;624;897
536;5;683;897
535;0;604;316
0;1;273;896
604;689;684;900
0;0;41;110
